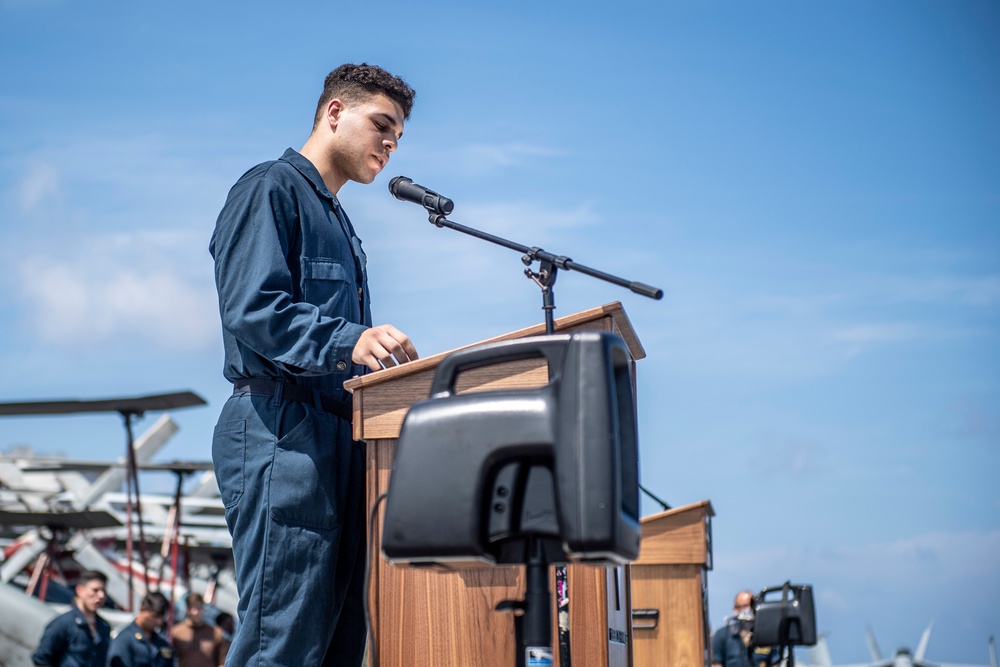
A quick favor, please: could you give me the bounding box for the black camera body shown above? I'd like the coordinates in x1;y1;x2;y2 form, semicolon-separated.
750;582;817;648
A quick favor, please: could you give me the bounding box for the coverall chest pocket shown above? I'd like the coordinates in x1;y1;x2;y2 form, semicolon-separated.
301;257;358;322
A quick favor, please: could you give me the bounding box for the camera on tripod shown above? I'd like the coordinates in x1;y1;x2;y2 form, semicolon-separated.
748;582;817;649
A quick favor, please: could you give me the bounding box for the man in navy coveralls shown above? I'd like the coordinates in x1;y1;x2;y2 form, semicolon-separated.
31;570;111;667
107;592;172;667
209;63;419;666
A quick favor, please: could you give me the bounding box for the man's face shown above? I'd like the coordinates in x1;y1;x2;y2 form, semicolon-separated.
75;579;106;614
328;93;404;186
137;609;165;634
186;600;205;626
734;592;753;614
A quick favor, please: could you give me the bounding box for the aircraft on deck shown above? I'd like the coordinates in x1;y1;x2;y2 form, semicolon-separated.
0;391;235;667
806;623;997;667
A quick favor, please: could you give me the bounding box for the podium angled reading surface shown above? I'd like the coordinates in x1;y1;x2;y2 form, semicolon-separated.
630;500;714;667
344;302;644;667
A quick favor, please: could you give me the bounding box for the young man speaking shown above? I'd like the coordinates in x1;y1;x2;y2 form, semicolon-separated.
209;63;419;666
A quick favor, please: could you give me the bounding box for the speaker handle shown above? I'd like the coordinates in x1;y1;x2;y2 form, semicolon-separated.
430;334;572;399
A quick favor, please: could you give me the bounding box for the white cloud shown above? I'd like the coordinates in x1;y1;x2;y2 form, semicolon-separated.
0;124;250;352
648;260;997;384
815;588;852;613
730;529;1000;589
651;288;850;380
0;0;66;8
1;127;244;235
14;232;218;351
833;323;914;344
16;163;60;212
833;323;916;359
957;275;1000;306
456;142;567;171
751;433;829;477
944;396;1000;441
892;274;1000;307
458;199;600;237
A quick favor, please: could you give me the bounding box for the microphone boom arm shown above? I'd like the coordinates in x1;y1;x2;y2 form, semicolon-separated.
426;211;663;333
428;212;663;299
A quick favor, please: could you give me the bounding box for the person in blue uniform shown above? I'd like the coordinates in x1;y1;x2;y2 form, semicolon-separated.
209;63;419;666
107;592;172;667
31;570;111;667
711;590;780;667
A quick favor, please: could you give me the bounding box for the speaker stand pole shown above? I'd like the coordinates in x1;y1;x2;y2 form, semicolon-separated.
496;537;553;667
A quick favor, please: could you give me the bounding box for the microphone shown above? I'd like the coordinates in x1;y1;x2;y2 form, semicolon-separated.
389;176;454;216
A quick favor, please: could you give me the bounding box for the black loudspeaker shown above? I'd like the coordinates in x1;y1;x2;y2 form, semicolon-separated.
381;331;641;567
752;583;817;647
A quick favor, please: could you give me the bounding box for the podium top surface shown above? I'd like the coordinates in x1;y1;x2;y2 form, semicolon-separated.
641;499;715;524
634;499;715;567
344;301;644;394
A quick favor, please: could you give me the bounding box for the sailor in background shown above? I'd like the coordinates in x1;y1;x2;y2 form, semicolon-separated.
107;592;172;667
31;570;111;667
711;589;780;667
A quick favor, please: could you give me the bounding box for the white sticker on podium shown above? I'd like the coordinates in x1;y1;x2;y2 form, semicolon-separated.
526;647;553;666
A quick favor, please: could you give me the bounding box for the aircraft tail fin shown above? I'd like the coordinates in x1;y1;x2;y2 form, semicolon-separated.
867;626;883;661
915;621;935;663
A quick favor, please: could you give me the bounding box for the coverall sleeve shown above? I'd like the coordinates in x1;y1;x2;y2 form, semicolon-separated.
31;616;66;666
711;627;725;667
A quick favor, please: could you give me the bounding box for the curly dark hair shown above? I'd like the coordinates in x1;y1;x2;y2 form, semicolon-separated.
313;63;416;127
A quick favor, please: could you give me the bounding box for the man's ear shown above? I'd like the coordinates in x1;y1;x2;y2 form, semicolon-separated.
325;99;345;130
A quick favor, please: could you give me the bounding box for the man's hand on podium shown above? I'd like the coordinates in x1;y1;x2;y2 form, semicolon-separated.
353;324;419;371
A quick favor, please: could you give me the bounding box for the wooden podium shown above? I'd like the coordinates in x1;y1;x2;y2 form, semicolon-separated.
344;303;644;667
629;500;715;667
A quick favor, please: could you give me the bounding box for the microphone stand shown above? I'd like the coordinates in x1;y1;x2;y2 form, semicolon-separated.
424;211;663;335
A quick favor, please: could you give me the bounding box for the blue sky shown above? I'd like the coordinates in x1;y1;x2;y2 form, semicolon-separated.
1;0;997;663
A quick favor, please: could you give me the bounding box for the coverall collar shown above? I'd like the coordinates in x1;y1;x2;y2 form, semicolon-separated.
279;148;338;202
